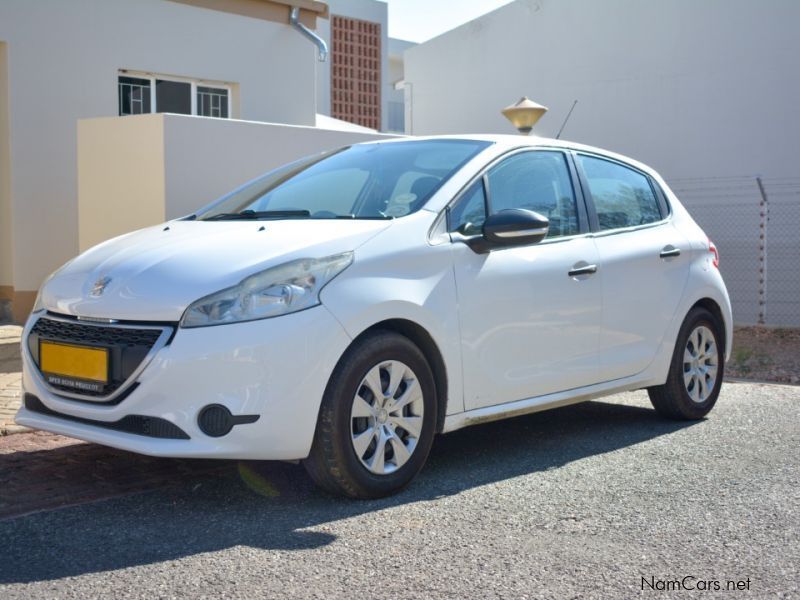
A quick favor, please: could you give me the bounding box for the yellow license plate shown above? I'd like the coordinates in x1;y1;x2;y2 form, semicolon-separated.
40;341;109;384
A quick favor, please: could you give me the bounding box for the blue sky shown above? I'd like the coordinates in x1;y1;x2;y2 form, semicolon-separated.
384;0;515;43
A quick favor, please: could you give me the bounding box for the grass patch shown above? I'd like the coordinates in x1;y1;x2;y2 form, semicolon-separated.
733;347;753;365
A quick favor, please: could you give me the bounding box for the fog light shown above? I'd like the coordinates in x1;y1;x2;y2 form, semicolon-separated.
198;404;260;437
198;404;233;437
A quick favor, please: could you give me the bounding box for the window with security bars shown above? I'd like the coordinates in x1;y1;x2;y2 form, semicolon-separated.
197;86;229;118
118;76;152;115
331;15;381;130
118;73;231;119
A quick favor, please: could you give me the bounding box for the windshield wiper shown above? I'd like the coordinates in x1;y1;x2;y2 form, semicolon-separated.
306;214;393;220
331;215;393;220
203;209;311;221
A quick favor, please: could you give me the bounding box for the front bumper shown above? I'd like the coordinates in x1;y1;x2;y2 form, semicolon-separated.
15;306;352;460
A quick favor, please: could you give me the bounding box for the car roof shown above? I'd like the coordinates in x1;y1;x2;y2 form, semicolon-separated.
360;134;658;178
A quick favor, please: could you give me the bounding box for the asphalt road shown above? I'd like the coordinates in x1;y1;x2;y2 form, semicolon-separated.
1;383;798;598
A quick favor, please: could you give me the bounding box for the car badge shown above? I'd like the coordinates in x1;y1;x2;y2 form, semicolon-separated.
90;275;112;297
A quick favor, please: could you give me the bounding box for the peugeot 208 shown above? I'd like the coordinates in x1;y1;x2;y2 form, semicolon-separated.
17;136;731;498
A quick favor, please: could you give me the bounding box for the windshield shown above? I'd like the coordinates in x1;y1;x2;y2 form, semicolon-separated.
196;139;491;220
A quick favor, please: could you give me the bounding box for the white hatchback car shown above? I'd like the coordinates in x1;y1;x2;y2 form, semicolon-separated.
17;136;731;498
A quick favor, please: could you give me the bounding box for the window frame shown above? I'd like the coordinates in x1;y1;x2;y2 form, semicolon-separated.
118;75;152;116
572;151;670;235
444;147;591;243
446;176;490;236
195;85;230;119
117;71;232;118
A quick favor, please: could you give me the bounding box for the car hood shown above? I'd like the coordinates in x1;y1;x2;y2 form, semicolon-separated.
40;219;391;321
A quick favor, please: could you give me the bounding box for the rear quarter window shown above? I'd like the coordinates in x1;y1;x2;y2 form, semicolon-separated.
577;154;662;231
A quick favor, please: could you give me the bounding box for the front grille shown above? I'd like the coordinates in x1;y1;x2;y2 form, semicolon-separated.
31;317;162;347
28;315;168;401
24;394;190;440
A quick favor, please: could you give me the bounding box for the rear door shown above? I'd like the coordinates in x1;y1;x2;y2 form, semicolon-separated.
574;153;690;381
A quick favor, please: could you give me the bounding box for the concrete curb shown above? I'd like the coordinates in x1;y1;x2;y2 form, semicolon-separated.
725;376;800;387
1;424;31;436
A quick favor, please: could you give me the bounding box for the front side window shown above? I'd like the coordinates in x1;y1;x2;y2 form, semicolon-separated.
487;151;579;238
577;154;661;230
197;140;491;220
448;151;579;239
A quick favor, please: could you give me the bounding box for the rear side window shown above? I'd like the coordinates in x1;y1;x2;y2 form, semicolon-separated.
577;154;662;230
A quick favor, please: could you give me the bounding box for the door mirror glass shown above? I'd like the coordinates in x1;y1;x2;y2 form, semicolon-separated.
483;209;549;247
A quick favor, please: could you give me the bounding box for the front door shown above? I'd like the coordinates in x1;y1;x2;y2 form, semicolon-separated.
449;150;603;411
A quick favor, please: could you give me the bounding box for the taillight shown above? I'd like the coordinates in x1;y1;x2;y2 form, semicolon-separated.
708;238;719;268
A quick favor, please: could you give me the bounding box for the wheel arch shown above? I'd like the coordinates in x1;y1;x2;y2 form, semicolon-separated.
642;289;732;389
689;297;727;354
351;318;449;433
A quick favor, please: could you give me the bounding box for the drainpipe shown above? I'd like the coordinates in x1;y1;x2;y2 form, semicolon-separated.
290;7;328;62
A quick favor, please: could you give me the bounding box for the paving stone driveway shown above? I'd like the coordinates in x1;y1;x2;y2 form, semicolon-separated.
0;325;25;435
0;325;230;519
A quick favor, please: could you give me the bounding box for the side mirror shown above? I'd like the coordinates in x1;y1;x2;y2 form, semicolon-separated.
482;208;549;248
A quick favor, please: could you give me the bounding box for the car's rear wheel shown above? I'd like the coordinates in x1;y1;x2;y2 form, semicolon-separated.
303;331;437;498
648;307;724;420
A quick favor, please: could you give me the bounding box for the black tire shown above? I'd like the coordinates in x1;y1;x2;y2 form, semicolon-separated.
648;307;725;420
303;330;437;498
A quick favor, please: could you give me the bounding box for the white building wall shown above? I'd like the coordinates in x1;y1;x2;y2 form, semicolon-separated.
0;0;319;298
386;37;415;133
315;0;389;131
77;114;396;251
160;114;396;221
404;0;799;179
404;0;800;325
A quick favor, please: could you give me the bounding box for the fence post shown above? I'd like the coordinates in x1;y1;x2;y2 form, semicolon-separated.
756;177;769;326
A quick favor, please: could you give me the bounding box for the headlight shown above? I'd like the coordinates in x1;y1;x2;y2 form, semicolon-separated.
31;290;45;313
180;252;353;328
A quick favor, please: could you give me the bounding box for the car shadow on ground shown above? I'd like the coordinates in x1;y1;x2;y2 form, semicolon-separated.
0;399;698;584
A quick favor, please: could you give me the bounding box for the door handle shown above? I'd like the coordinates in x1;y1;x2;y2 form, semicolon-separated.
568;264;598;277
659;246;681;259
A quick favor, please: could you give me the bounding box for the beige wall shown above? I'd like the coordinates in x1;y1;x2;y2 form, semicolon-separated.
170;0;327;28
78;116;167;252
79;113;396;251
0;42;11;293
0;0;323;318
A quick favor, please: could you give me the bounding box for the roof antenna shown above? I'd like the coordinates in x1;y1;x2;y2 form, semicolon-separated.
555;100;578;140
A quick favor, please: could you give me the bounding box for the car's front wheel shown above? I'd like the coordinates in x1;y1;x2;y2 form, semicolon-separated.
303;331;437;498
648;307;725;420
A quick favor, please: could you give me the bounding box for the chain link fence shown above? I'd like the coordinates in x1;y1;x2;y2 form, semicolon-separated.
670;176;800;327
